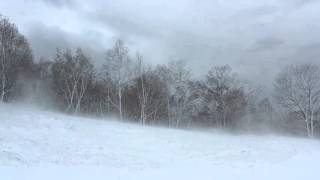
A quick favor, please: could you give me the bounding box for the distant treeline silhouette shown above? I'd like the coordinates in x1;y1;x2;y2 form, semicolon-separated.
1;14;319;137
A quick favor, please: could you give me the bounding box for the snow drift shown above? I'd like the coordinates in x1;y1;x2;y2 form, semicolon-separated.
0;104;319;180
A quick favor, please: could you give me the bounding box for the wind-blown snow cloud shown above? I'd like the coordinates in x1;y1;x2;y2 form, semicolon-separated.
1;0;320;83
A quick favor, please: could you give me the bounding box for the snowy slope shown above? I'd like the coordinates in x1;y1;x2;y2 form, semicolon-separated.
0;104;319;180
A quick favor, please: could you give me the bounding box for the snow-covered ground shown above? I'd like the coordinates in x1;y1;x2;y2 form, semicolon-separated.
0;104;319;180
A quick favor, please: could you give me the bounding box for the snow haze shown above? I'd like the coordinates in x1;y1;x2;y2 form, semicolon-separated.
0;104;319;180
1;1;320;179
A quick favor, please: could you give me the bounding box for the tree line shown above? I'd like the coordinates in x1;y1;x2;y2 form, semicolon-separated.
1;15;319;137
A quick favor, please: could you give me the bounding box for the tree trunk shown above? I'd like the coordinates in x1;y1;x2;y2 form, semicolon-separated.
1;74;5;102
118;86;123;120
305;117;311;137
310;112;314;137
1;43;6;103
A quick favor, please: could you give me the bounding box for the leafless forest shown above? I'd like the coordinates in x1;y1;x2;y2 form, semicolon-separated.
1;14;320;138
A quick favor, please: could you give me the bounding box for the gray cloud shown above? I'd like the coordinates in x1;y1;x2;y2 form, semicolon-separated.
288;0;317;7
1;0;320;86
27;23;70;59
88;11;163;40
39;0;74;8
236;5;279;18
248;37;284;52
281;42;320;65
27;23;106;67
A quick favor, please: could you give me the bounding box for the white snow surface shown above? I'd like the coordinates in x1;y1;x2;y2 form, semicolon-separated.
0;104;319;180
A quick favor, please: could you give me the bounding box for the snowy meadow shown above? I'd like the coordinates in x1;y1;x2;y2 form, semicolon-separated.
0;104;319;180
1;0;320;179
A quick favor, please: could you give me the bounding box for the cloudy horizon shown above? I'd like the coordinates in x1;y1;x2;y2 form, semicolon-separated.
1;0;320;85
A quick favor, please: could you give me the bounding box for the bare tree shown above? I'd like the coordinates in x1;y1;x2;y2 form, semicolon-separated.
167;60;191;127
134;53;152;124
103;39;132;120
205;65;247;128
153;64;171;124
274;64;320;137
52;48;93;114
0;15;33;102
151;60;191;127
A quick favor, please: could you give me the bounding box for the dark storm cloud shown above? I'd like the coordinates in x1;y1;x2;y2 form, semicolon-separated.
27;23;70;59
27;23;106;65
281;42;320;64
289;0;317;7
1;0;320;83
299;42;320;51
249;37;284;52
88;11;163;40
40;0;74;8
236;5;279;18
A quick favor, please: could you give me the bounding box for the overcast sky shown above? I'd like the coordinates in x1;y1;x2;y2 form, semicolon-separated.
1;0;320;85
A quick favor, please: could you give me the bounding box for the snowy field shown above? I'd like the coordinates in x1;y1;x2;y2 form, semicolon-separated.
0;104;319;180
